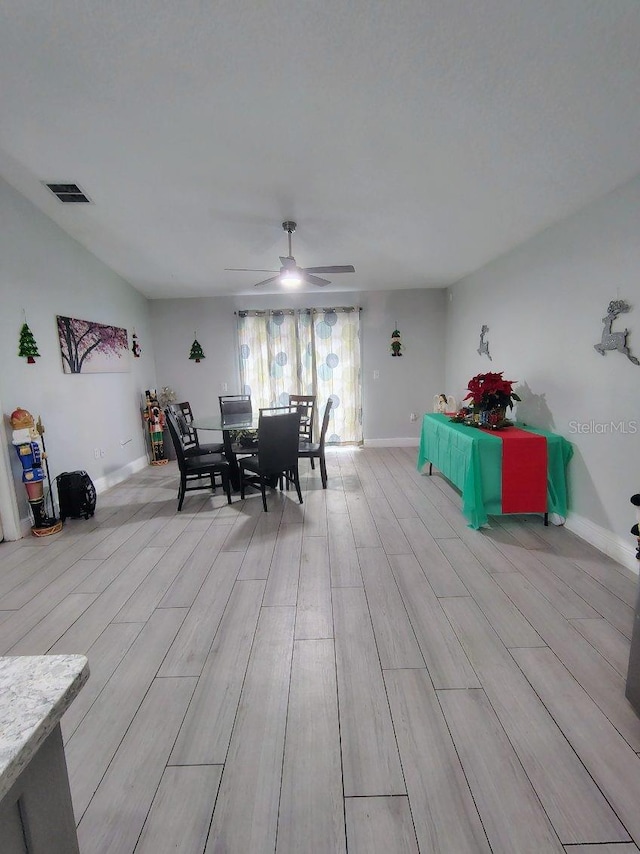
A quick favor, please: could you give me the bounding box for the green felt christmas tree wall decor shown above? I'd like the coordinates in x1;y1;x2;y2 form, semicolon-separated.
18;322;40;364
189;337;205;363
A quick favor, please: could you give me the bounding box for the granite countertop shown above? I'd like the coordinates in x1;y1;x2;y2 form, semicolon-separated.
0;655;89;801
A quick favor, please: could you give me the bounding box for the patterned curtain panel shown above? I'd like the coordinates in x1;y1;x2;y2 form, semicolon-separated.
237;308;362;444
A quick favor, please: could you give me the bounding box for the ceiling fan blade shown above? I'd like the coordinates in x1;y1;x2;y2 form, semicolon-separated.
230;222;351;288
225;267;278;273
253;275;280;288
304;273;330;287
304;265;355;274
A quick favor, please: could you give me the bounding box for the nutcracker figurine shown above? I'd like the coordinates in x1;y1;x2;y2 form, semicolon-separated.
143;389;168;466
10;407;62;536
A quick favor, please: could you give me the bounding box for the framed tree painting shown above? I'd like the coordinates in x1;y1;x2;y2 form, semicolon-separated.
57;315;130;374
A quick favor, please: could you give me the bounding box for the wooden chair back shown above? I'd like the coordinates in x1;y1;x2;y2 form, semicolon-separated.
219;395;253;430
165;409;191;470
317;397;333;449
288;394;316;443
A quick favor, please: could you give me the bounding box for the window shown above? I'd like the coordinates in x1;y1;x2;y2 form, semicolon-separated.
237;308;362;444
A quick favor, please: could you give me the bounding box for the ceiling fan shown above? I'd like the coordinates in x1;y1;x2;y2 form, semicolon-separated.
225;221;355;287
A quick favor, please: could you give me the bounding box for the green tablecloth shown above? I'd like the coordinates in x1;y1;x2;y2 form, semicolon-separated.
416;413;573;529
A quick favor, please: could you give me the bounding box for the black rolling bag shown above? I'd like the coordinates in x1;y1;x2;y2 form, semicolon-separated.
56;470;97;521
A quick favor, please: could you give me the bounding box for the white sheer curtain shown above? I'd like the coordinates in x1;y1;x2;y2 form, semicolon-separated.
237;307;362;444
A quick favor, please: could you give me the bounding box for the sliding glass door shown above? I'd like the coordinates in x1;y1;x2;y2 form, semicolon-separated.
237;307;362;444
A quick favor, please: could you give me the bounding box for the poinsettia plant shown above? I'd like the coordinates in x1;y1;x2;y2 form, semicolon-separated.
464;371;521;411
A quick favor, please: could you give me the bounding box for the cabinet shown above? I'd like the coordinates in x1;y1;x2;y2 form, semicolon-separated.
0;655;89;853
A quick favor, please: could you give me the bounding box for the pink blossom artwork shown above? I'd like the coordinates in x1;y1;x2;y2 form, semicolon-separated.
57;315;130;373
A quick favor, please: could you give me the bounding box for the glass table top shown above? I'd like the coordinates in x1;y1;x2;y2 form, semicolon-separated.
192;414;259;431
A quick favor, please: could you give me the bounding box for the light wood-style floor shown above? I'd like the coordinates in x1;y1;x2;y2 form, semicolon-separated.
1;446;640;854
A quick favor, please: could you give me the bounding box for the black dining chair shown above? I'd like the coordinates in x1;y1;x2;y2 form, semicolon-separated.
289;393;317;468
259;406;298;488
170;401;224;455
165;410;232;510
219;394;257;453
218;394;252;421
259;405;299;416
298;398;333;488
239;410;303;511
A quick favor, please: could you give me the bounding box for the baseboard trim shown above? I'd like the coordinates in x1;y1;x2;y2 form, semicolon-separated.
19;516;33;538
363;438;420;448
564;512;639;575
92;456;149;494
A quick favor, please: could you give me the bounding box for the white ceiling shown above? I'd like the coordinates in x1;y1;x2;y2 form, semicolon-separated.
1;1;640;299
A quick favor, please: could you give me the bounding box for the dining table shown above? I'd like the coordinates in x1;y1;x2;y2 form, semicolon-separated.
192;413;260;491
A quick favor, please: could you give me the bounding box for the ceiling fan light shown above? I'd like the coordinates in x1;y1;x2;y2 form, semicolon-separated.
280;270;302;286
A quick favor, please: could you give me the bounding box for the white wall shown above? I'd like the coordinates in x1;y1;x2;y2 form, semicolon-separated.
0;178;156;532
446;175;640;571
150;288;447;445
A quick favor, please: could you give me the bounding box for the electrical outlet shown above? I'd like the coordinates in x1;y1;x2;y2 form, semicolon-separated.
221;382;228;392
100;448;105;457
410;412;417;422
373;370;379;379
93;448;99;459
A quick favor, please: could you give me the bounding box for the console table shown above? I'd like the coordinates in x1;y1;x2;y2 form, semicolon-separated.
417;413;573;529
0;655;89;854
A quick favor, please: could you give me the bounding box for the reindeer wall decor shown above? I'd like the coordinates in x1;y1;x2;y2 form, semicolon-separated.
477;325;492;360
594;300;639;365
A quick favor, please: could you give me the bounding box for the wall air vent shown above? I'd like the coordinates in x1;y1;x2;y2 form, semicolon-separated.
44;182;92;203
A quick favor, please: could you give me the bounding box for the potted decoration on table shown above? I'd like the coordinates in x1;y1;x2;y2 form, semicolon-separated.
158;387;176;408
453;371;521;429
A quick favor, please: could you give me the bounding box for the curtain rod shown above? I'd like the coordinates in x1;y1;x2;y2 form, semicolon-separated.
236;307;361;317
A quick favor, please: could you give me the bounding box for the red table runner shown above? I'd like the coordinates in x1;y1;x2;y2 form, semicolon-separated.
497;427;548;513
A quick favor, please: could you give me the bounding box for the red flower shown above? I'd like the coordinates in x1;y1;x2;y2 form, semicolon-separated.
464;371;521;410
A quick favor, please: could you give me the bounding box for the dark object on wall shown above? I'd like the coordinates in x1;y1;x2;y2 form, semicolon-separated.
391;328;402;356
189;336;205;362
594;300;639;365
18;322;40;364
131;330;141;358
56;471;97;521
